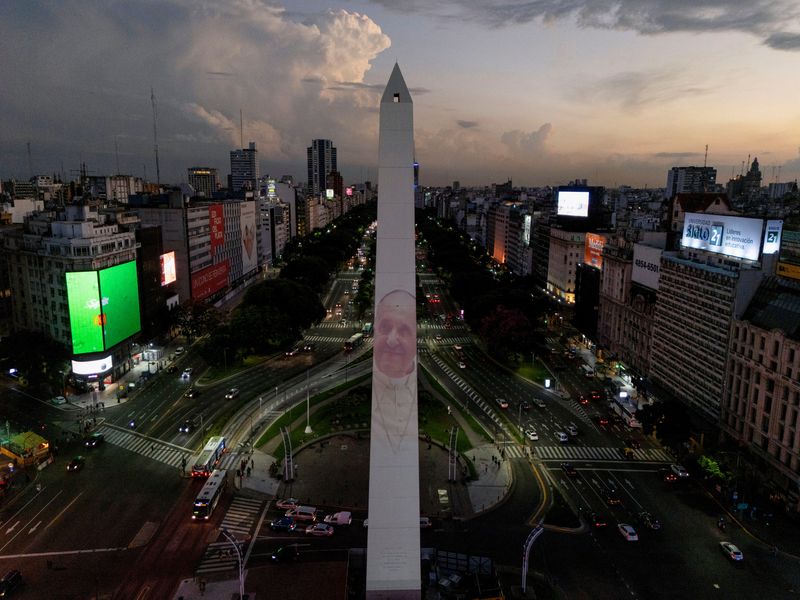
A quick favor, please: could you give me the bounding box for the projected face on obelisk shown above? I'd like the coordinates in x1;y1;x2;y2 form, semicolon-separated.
374;290;416;379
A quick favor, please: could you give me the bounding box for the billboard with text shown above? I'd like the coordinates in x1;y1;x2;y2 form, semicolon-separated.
209;204;224;257
632;244;663;290
584;233;607;269
778;230;800;281
680;213;763;261
191;260;229;300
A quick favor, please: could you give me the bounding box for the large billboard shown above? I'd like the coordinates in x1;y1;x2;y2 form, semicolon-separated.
777;230;800;281
632;244;663;290
66;260;141;354
762;219;784;255
240;201;257;274
160;251;176;286
191;260;229;300
72;355;113;376
557;190;590;217
584;233;606;269
209;204;224;257
680;213;763;261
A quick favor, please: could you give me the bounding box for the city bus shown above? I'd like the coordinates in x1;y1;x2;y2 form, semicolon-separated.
344;333;364;352
610;398;642;428
191;436;227;477
192;469;228;520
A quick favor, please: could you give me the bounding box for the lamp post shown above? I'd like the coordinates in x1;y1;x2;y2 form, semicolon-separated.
304;370;312;435
220;528;244;599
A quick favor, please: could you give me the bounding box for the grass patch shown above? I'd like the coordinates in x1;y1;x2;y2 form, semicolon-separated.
418;390;473;454
420;367;492;444
513;359;551;385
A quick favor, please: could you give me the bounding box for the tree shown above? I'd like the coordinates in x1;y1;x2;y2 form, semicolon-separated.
479;306;536;361
0;330;69;393
174;300;223;342
280;256;330;292
637;400;692;449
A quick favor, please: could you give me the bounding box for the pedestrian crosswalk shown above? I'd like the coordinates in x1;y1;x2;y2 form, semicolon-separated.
96;424;193;470
196;496;265;575
532;445;673;463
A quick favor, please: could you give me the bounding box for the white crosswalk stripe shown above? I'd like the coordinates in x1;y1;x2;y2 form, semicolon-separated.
95;425;192;469
196;496;265;575
533;445;673;463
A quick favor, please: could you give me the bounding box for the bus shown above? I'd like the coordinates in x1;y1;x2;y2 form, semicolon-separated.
362;322;373;337
192;469;228;520
191;436;227;477
610;398;642;428
344;333;364;352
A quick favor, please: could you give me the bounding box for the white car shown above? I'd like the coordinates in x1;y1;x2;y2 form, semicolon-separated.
618;523;638;541
495;398;509;409
305;523;334;537
275;497;300;510
720;541;744;561
525;429;539;441
175;346;185;355
458;361;466;369
670;464;689;478
224;387;240;400
50;395;68;405
533;398;546;408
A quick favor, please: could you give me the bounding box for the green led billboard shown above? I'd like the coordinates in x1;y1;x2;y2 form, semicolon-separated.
99;261;141;348
66;261;141;355
66;271;104;354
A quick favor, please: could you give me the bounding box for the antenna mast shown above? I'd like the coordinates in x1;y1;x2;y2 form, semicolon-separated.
703;144;708;168
151;88;161;186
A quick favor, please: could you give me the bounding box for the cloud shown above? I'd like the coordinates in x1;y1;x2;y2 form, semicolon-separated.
653;152;703;159
368;0;800;50
500;124;553;153
456;120;479;129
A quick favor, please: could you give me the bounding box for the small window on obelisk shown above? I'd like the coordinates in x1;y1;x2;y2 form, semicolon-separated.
393;93;400;102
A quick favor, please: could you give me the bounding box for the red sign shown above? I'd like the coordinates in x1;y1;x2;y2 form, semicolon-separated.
584;233;606;270
191;260;229;300
209;204;224;257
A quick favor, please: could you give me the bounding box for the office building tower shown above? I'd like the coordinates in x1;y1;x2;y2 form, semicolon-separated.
307;139;337;196
230;142;259;191
187;167;219;197
665;166;717;199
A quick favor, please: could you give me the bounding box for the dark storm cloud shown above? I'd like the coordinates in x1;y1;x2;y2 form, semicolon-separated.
369;0;800;50
457;120;479;128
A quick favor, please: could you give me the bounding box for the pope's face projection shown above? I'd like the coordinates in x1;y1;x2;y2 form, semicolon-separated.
374;291;416;379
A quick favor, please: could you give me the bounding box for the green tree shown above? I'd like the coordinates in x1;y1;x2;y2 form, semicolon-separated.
174;300;223;342
637;400;692;449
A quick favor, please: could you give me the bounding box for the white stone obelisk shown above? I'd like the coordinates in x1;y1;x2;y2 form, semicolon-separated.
366;63;420;599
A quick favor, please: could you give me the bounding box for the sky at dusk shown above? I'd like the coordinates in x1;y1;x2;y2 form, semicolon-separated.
2;0;800;189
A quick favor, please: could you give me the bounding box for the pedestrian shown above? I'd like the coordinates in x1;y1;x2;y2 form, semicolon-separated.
250;459;255;469
246;466;251;477
150;444;156;453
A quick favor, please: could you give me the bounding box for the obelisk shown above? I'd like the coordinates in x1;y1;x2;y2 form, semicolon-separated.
366;63;420;598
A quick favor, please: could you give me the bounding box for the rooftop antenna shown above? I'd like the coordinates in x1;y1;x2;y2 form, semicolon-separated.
239;108;244;148
703;144;708;168
740;161;745;176
150;88;161;186
27;141;33;178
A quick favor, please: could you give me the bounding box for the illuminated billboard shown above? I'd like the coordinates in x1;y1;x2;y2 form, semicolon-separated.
778;230;800;281
680;213;763;261
762;220;783;255
345;187;353;197
209;204;224;257
557;190;590;217
584;233;606;269
66;261;141;354
160;251;176;286
191;260;229;300
325;188;334;199
632;244;663;290
72;355;113;375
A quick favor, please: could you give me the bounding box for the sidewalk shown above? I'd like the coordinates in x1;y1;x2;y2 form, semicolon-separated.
464;444;514;515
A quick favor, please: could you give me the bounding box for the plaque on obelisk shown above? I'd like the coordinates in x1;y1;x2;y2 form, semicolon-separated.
366;64;421;599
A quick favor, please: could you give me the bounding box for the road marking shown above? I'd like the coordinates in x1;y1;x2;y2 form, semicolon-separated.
46;493;83;531
5;522;18;535
28;521;41;534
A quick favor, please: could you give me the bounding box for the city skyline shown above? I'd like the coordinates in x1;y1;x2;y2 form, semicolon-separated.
2;0;800;188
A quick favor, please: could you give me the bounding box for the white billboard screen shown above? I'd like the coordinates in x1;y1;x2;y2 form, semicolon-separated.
632;244;663;290
680;213;763;261
72;355;114;375
160;251;176;286
762;219;783;255
557;190;590;217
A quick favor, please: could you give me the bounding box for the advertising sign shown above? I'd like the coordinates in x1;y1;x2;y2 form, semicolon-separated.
557;190;590;217
240;201;257;274
325;188;334;199
680;213;763;261
762;219;783;255
345;186;353;197
632;244;663;290
209;204;224;257
160;251;176;286
778;230;800;281
522;214;531;246
72;355;113;376
584;233;606;269
191;260;229;300
99;261;142;349
66;271;105;354
267;179;277;198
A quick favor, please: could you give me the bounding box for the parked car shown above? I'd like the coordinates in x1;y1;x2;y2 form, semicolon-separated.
618;523;638;541
84;433;104;448
175;346;185;355
269;517;297;532
720;541;744;561
305;523;334;536
67;456;85;472
224;387;240;400
275;498;300;510
567;423;578;436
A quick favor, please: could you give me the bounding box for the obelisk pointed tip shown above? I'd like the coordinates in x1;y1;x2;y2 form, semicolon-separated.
381;63;412;104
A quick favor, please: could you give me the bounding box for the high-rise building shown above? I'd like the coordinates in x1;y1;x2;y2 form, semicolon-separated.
307;139;337;196
665;166;717;199
230;142;259;192
187;167;219;197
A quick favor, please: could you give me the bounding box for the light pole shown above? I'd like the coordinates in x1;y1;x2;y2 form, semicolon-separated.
304;370;312;434
220;528;244;599
518;403;523;432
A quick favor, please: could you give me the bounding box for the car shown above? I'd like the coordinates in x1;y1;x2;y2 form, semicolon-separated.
303;342;315;352
596;415;610;427
720;541;744;561
618;523;638;541
269;517;297;532
639;511;661;530
0;569;23;596
182;367;193;377
520;400;531;412
66;456;85;472
224;387;240;400
567;423;578;436
185;388;201;399
525;429;539;441
561;462;578;477
661;469;678;483
175;346;185;355
284;347;301;357
84;433;104;448
670;464;689;478
453;344;463;352
495;398;509;409
270;545;300;562
435;334;443;341
578;395;589;405
50;395;67;406
589;512;608;528
590;390;602;401
458;361;466;369
556;431;569;443
533;398;546;409
343;290;349;295
178;421;193;434
323;511;353;526
603;488;622;505
275;498;301;510
626;439;641;450
305;523;334;536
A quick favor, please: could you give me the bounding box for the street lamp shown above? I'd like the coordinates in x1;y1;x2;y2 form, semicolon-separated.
220;528;245;599
304;370;312;435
